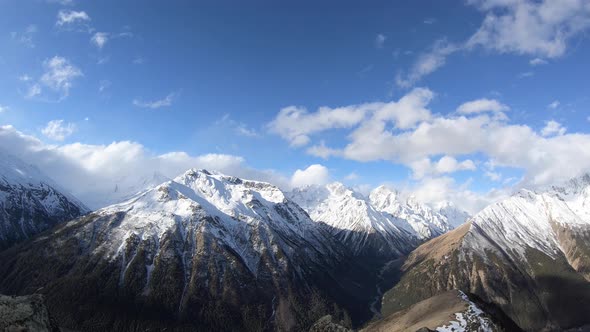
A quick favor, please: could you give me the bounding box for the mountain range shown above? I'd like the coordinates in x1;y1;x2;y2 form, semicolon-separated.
0;150;589;331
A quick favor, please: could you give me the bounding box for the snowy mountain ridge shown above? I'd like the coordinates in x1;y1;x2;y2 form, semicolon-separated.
0;150;88;249
465;173;590;262
287;182;470;257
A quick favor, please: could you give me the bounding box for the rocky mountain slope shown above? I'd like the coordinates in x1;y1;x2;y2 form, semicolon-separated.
0;150;88;250
0;169;380;331
380;174;590;331
363;290;521;332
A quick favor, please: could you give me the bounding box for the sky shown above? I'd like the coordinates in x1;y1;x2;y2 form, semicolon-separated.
1;0;590;213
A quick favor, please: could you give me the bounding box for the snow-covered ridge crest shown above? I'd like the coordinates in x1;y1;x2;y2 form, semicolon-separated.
465;174;590;262
96;168;318;267
369;185;468;239
287;182;471;257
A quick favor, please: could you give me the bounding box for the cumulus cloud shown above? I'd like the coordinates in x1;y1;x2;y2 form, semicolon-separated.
41;120;77;141
466;0;590;58
269;88;432;147
56;10;90;26
541;120;566;137
91;32;109;49
0;125;291;209
410;156;476;179
273;88;590;190
396;39;458;88
133;92;177;109
291;164;331;188
456;98;509;114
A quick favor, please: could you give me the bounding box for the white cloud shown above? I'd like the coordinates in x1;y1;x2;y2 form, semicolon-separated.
466;0;590;58
397;0;590;86
0;125;290;209
269;88;432;147
25;84;42;99
274;88;590;189
56;10;90;26
25;56;83;100
548;100;560;109
18;74;32;82
375;34;387;48
396;39;458;88
133;92;177;109
41;120;77;141
529;58;548;66
541;120;566;137
291;164;330;188
0;105;8;113
456;98;509;114
216;114;259;137
409;176;507;214
423;18;436;25
485;171;502;181
410;155;476;179
91;32;109;49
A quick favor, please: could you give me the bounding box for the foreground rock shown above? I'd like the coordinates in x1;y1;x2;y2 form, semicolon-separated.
0;294;59;332
364;290;521;331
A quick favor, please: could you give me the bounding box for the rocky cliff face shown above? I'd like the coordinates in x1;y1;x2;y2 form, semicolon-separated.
0;150;88;250
380;174;590;331
0;169;375;331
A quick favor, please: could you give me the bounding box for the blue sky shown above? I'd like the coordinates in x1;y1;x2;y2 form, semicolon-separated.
1;0;590;212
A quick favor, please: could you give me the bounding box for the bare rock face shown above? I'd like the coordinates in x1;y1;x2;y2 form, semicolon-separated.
0;294;59;332
380;175;590;331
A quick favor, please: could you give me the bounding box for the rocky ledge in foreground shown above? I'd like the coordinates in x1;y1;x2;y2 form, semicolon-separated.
0;293;59;332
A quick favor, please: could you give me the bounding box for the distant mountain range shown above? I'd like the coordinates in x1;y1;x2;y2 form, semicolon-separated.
0;152;589;331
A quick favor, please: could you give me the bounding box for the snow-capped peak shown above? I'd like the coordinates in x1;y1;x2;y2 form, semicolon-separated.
368;186;458;239
465;173;590;261
288;183;418;257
